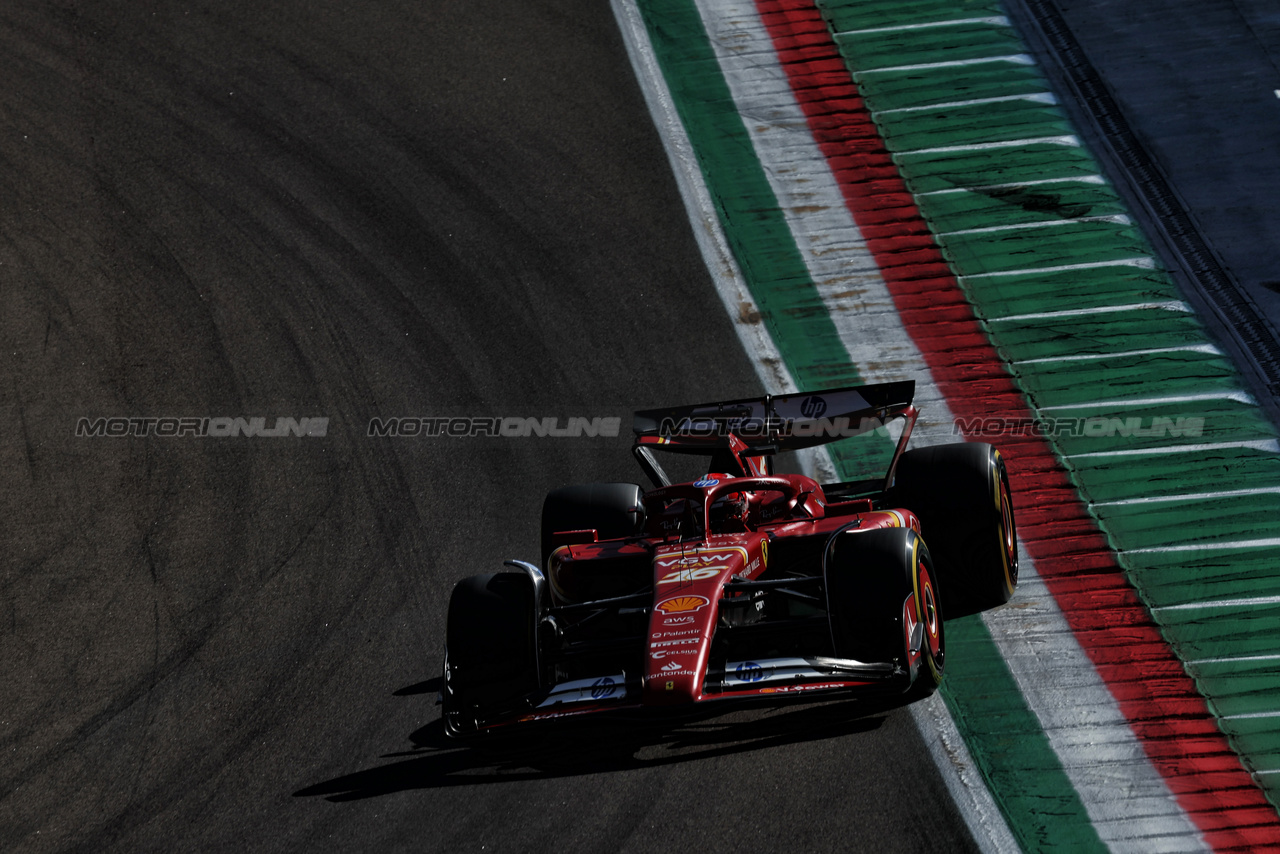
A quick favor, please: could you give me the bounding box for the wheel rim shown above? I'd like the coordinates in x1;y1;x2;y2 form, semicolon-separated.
917;562;944;677
994;452;1018;595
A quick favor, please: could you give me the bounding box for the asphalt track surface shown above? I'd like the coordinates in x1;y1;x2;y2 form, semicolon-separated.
0;2;976;852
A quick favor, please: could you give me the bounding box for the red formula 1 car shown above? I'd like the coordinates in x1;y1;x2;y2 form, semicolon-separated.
441;382;1017;737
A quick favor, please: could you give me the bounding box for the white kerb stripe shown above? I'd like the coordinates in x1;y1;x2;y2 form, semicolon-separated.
983;545;1211;849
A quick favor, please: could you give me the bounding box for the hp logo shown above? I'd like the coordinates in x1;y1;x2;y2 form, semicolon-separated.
800;395;827;419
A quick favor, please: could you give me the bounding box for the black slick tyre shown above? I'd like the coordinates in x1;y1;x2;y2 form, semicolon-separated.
885;442;1017;617
824;527;944;696
441;572;540;737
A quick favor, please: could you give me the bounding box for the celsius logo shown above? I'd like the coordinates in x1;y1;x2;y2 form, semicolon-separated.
591;677;616;700
736;661;766;683
800;395;827;419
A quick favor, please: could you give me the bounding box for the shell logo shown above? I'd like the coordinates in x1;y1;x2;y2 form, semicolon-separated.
655;595;709;614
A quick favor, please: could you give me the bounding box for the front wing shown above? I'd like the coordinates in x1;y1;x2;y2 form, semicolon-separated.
446;652;918;734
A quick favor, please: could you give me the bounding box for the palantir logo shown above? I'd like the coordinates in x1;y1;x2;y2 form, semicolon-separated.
800;395;827;419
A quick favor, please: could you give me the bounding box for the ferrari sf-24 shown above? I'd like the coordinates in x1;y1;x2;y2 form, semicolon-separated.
441;382;1018;737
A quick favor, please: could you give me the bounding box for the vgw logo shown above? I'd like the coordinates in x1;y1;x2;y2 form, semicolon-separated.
799;395;827;419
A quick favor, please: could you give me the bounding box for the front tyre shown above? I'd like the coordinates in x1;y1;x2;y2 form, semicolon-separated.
441;571;540;737
824;527;944;697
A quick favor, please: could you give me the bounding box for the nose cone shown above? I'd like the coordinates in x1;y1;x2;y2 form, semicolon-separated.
642;543;751;705
643;594;713;705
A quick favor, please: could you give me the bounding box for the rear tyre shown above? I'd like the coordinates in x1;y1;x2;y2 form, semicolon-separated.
824;527;944;696
441;572;540;737
885;442;1017;617
540;482;645;564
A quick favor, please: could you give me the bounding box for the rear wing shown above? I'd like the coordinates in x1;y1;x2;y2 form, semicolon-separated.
633;381;915;452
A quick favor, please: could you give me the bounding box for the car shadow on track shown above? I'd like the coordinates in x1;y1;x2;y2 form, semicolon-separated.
294;681;911;803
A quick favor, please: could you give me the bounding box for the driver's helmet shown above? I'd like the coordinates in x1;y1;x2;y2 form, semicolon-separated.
707;478;749;532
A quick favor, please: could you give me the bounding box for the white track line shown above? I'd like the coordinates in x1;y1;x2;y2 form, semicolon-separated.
986;300;1189;323
856;54;1035;75
875;92;1054;115
935;214;1130;238
1069;440;1280;459
896;135;1079;157
1188;652;1280;666
1093;486;1280;507
1038;391;1256;410
835;16;1010;37
1134;540;1280;556
960;258;1156;279
919;175;1106;195
1017;344;1222;365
